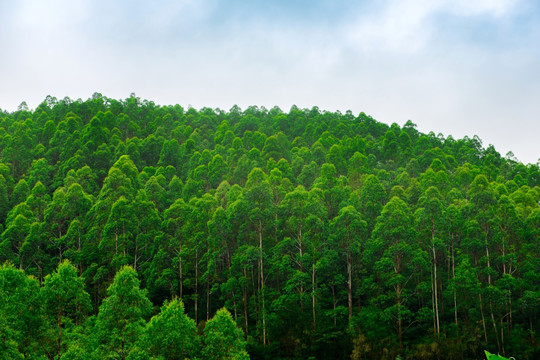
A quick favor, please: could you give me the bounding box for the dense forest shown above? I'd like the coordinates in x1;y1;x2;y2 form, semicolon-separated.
0;93;538;359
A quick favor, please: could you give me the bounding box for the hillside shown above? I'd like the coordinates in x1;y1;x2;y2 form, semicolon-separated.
0;94;539;359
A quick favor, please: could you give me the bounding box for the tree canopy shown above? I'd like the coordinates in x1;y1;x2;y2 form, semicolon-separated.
0;95;538;359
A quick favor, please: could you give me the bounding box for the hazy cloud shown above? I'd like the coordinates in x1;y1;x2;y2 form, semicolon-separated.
1;0;538;164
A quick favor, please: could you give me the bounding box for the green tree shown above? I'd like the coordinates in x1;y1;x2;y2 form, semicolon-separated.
0;263;43;358
203;308;249;360
244;168;273;344
91;266;152;360
359;174;386;232
40;260;92;360
331;205;367;321
415;186;445;335
368;196;427;349
142;298;200;359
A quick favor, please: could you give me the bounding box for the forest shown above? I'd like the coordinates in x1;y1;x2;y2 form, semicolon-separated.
0;93;538;359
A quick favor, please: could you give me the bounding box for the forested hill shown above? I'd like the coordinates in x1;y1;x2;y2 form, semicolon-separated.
0;94;539;360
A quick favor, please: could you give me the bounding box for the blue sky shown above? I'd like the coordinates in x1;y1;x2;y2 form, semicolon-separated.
1;0;539;164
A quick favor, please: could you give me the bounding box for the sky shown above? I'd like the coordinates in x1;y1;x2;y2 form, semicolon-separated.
1;0;539;164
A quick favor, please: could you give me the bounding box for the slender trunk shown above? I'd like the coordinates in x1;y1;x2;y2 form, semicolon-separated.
179;254;183;299
179;236;183;298
232;289;238;322
431;265;436;333
195;248;199;324
298;225;304;312
479;293;488;342
500;316;505;355
259;219;266;345
508;297;513;337
347;252;352;320
485;232;492;285
433;242;440;335
207;278;210;321
331;284;337;326
312;263;316;330
122;223;126;257
133;240;138;271
502;241;506;276
243;266;249;335
452;238;458;326
397;284;403;349
490;302;500;352
275;213;281;293
226;255;237;322
58;230;64;263
78;233;83;275
530;317;534;345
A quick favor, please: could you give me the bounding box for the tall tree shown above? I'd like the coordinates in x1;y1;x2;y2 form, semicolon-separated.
91;266;152;360
244;168;273;345
368;196;427;349
203;308;249;360
40;260;92;360
331;205;367;322
141;298;200;360
415;186;445;335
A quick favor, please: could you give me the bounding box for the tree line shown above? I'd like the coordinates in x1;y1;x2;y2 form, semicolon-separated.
0;94;539;359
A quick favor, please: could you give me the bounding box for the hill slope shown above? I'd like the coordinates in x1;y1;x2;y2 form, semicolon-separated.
1;94;539;359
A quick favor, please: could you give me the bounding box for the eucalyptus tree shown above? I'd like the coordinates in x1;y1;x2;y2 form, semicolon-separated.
244;167;274;344
368;196;427;348
91;266;152;360
40;260;91;359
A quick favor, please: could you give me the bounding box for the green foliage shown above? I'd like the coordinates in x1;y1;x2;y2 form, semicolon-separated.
0;96;538;359
141;298;200;359
40;260;92;359
91;265;152;359
203;308;249;360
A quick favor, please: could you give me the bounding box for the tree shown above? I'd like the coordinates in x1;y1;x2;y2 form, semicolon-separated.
415;186;445;335
141;298;200;360
278;185;325;329
1;203;35;269
331;205;367;322
91;266;152;360
40;260;92;360
368;196;427;349
359;174;386;232
203;308;249;360
162;199;189;298
244;168;273;345
0;263;43;358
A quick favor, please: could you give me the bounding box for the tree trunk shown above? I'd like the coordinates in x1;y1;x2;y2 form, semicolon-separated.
397;284;403;349
312;263;316;330
259;219;267;345
432;241;440;335
479;293;488;342
207;278;210;321
347;252;352;320
243;266;249;335
331;284;337;326
452;237;458;326
195;248;199;324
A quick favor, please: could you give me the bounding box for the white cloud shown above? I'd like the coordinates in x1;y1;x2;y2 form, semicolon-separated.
0;0;538;164
14;0;90;30
449;0;519;17
345;0;520;53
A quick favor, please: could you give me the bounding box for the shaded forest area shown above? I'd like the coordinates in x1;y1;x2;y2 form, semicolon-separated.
0;94;539;359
